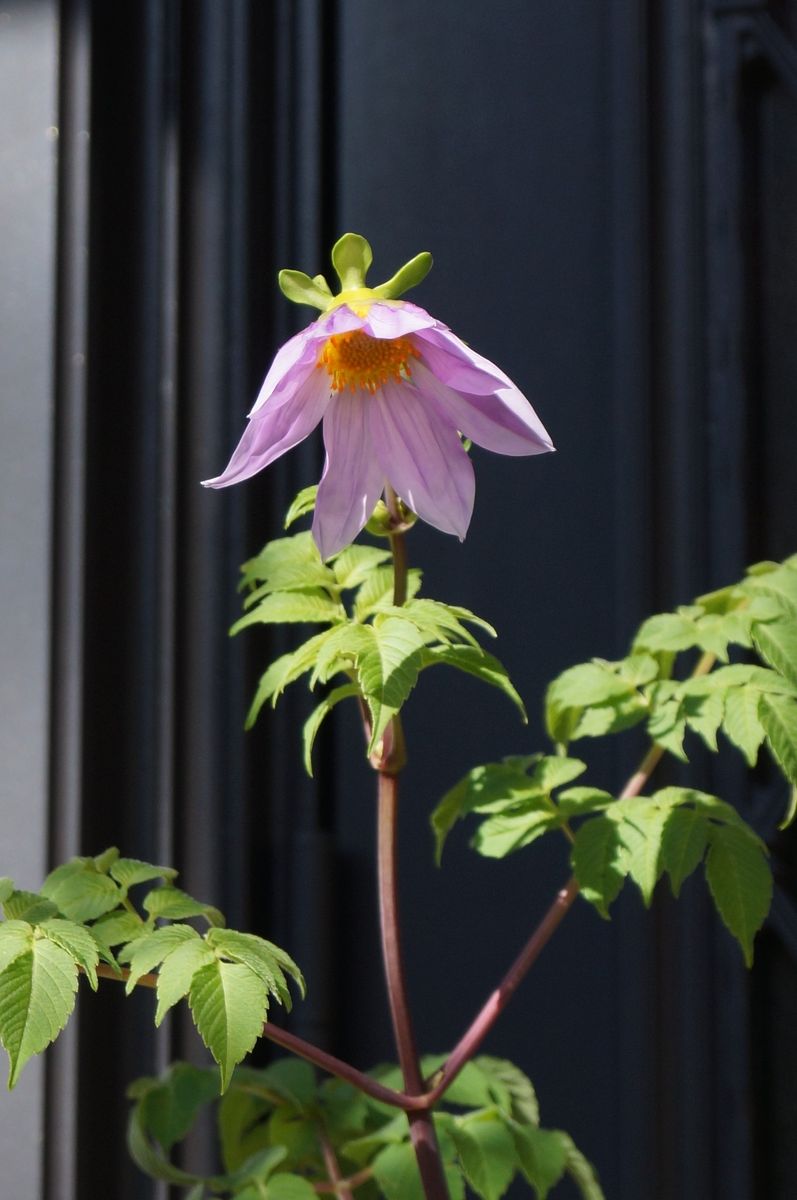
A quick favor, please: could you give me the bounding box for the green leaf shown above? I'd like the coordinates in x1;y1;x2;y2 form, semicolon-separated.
110;857;178;891
90;911;147;954
546;663;635;742
135;1062;219;1151
207;928;305;1006
2;890;59;923
472;809;561;859
284;485;318;528
556;787;614;818
0;879;14;904
358;617;426;751
354;565;423;619
0;922;33;974
646;686;687;761
245;629;340;729
510;1125;568;1197
705;823;772;966
155;937;217;1024
342;1112;408;1166
266;1173;318;1200
561;1134;606;1200
660;807;708;896
396;597;497;645
451;1112;517;1200
420;645;527;722
331;544;392;588
0;936;78;1087
371;1142;425;1200
189;959;269;1091
682;688;725;751
633;611;701;653
610;797;672;907
38;919;100;990
571;818;625;918
746;563;797;613
142;886;224;927
232;590;345;634
760;693;797;793
303;683;361;775
125;924;200;992
753;620;797;689
722;686;766;766
126;1104;205;1186
40;863;121;922
472;1057;539;1126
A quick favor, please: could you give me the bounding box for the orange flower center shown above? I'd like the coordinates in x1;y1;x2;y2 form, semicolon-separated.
317;331;420;394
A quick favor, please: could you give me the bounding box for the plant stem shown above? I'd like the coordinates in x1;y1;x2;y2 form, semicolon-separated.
315;1167;374;1195
318;1124;355;1200
377;771;449;1200
92;963;421;1111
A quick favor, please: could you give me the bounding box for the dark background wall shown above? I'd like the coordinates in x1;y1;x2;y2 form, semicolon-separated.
2;2;796;1198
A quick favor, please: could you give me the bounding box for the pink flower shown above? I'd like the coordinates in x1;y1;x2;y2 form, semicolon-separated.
203;241;553;560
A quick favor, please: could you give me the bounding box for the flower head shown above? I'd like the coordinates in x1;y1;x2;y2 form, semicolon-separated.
203;235;554;559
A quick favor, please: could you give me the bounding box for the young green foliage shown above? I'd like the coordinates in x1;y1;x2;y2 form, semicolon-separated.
0;851;304;1091
235;492;526;771
127;1055;603;1200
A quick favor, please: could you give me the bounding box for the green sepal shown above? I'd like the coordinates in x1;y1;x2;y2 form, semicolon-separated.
277;269;333;311
331;233;374;290
372;251;434;300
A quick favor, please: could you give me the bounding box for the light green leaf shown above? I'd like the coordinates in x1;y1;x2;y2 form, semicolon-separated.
753;620;797;689
231;590;345;634
420;645;527;722
38;919;100;990
207;928;306;1005
705;823;772;966
303;683;361;775
41;863;121;922
556;787;614;818
244;629;339;728
90;911;147;953
142;886;224;927
110;857;178;891
342;1112;408;1165
2;891;59;923
722;686;766;766
0;922;33;974
125;924;200;992
398;597;497;644
683;689;726;751
660;807;708;896
189;959;269;1091
240;532;321;587
546;663;635;742
284;485;318;528
760;693;797;793
0;936;78;1087
747;563;797;614
610;799;671;906
571;818;625;918
359;617;426;751
472;809;561;860
0;879;14;904
633;612;699;653
510;1125;568;1197
646;687;687;761
354;565;423;619
155;937;217;1025
331;544;392;588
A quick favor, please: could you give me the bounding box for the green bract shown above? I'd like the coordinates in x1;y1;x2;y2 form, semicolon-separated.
277;232;433;311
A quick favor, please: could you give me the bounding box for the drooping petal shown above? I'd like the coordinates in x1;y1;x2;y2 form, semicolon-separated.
312;392;385;559
203;369;331;488
409;360;553;457
248;324;326;416
370;380;475;539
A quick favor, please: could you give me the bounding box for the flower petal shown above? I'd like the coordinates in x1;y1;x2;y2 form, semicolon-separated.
410;358;554;457
370;380;475;539
248;324;328;416
312;393;385;559
203;369;331;488
359;300;438;339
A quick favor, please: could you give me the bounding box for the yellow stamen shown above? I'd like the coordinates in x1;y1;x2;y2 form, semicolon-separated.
318;330;419;394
